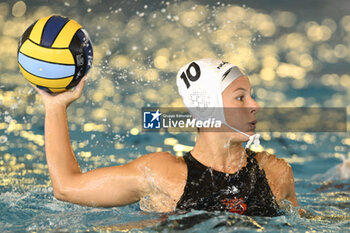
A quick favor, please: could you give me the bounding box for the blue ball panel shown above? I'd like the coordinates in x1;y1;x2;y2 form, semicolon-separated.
76;29;94;73
18;52;75;79
41;16;69;47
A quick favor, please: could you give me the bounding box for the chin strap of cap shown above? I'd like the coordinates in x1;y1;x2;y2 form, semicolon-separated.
246;133;260;149
223;122;260;149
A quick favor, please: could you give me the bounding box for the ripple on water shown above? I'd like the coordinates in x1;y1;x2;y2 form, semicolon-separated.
1;0;350;232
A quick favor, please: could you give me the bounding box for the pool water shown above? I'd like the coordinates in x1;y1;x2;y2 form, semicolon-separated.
1;0;349;232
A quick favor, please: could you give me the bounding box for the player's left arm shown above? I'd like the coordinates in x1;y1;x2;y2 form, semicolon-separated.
282;162;309;217
256;152;306;216
282;163;299;207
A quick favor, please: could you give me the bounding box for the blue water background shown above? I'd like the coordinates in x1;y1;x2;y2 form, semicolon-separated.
0;0;349;232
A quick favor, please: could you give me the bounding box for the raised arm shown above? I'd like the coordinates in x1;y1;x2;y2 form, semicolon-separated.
33;78;149;207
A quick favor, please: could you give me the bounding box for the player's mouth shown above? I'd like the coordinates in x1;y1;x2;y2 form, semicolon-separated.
248;120;257;130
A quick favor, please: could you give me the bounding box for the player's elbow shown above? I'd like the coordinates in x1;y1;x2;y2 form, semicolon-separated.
52;179;81;203
53;192;65;202
53;185;70;202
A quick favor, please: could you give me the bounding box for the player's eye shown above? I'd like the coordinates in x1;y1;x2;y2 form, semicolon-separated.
236;95;244;101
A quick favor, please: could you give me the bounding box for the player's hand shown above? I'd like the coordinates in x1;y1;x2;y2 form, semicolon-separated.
32;76;87;110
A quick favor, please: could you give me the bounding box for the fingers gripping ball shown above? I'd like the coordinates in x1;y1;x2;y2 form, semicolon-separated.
17;15;93;93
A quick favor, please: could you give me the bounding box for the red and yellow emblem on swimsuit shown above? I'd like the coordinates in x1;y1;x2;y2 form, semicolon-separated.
222;197;247;214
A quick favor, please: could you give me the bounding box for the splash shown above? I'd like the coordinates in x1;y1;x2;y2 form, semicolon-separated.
312;153;350;182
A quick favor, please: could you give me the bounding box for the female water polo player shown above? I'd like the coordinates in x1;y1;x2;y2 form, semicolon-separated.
33;58;301;217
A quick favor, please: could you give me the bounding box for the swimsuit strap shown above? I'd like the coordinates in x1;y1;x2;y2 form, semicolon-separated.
184;148;257;167
182;148;257;178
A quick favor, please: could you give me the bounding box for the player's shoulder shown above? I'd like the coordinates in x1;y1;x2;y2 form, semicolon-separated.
141;151;183;163
255;150;291;172
255;150;293;185
127;151;186;175
255;151;295;200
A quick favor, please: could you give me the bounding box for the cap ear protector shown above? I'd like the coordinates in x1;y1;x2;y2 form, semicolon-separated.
176;58;260;148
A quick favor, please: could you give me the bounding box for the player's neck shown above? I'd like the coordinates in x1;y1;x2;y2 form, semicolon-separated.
191;132;247;173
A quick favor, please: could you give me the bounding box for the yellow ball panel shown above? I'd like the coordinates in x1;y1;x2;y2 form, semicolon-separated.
19;40;75;65
29;16;51;45
52;20;82;48
49;87;68;93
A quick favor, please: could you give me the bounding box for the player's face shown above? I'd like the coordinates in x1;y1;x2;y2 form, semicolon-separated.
222;76;260;135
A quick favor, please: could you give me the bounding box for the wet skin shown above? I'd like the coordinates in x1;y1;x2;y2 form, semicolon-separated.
33;75;301;214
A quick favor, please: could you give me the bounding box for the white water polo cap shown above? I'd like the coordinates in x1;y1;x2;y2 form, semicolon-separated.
176;58;260;148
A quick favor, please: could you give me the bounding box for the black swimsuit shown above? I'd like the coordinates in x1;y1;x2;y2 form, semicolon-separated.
176;149;281;217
